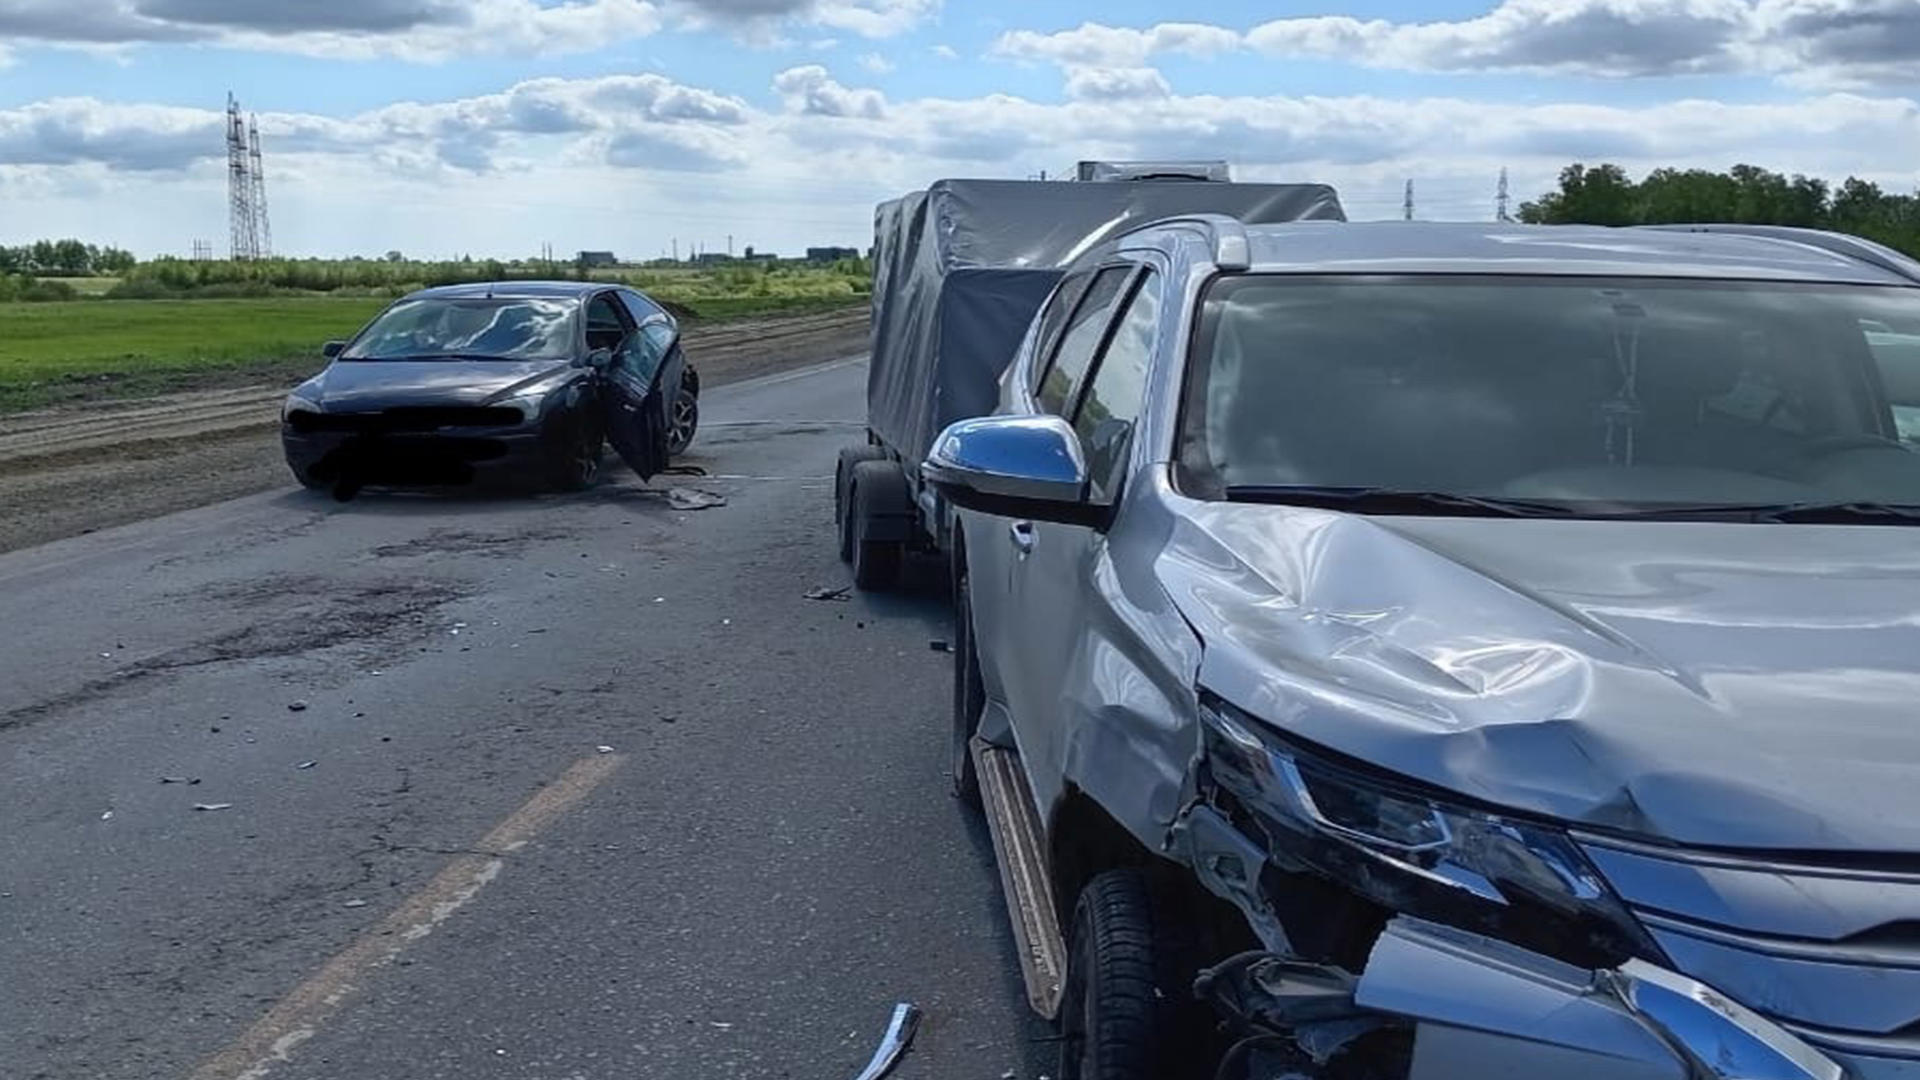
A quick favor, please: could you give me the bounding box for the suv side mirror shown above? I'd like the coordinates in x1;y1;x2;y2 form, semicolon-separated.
322;340;347;359
922;415;1104;527
581;348;614;371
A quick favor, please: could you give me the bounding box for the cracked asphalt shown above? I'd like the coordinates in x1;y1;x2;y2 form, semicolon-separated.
0;358;1053;1080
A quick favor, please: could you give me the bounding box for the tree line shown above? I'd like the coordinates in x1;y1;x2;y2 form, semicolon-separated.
1519;163;1920;258
0;239;137;277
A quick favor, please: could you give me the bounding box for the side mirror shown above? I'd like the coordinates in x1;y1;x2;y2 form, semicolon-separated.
581;348;613;371
922;415;1103;526
322;340;347;359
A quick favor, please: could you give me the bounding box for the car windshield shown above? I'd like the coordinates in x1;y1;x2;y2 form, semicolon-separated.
1178;275;1920;517
342;298;576;361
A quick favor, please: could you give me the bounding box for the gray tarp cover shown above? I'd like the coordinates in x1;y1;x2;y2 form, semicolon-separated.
866;179;1346;465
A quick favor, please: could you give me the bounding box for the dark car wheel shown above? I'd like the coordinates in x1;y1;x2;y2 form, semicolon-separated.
849;459;907;590
951;543;985;809
836;445;888;562
1059;871;1212;1080
548;422;605;491
667;372;700;457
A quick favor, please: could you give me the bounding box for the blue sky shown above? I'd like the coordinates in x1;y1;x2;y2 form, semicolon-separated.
0;0;1916;257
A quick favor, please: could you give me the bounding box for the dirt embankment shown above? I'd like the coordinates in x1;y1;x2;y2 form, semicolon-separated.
0;308;869;554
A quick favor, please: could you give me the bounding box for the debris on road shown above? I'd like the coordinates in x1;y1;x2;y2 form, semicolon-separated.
805;586;853;602
342;898;369;909
159;776;201;785
596;745;615;754
929;640;952;653
849;1003;922;1080
100;810;113;821
295;760;318;770
666;487;728;511
192;803;234;812
288;700;310;712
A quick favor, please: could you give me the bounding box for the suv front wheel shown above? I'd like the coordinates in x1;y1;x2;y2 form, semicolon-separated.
1059;870;1212;1080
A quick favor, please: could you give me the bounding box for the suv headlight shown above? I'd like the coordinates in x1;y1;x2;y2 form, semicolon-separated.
1201;697;1660;969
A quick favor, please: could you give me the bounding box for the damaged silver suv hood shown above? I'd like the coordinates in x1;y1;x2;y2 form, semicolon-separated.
1161;502;1920;852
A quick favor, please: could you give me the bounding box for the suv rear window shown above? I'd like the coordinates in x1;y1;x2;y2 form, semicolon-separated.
1177;275;1920;512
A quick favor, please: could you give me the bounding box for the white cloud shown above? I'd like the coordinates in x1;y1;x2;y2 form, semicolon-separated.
5;68;1919;256
0;0;939;60
1064;66;1171;101
772;64;887;118
994;20;1240;68
993;2;1920;89
930;43;957;59
859;51;895;73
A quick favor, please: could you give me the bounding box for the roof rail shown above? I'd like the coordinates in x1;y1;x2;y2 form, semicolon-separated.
1638;223;1920;285
1125;213;1253;271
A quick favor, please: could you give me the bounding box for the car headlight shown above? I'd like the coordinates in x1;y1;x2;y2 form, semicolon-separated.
282;394;321;426
1200;697;1660;969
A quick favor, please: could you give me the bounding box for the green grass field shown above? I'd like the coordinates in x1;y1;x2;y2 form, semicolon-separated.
0;291;866;414
0;297;388;412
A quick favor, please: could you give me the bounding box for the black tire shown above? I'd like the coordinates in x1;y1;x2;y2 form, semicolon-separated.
950;542;985;809
667;375;700;457
1059;871;1212;1080
836;446;888;563
547;422;604;492
849;459;907;590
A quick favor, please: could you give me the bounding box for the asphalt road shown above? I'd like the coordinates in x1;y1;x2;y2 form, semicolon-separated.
0;357;1053;1080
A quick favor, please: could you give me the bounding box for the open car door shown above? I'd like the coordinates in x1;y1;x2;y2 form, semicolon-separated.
594;295;670;481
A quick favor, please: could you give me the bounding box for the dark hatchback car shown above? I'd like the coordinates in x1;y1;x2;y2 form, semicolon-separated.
282;282;700;495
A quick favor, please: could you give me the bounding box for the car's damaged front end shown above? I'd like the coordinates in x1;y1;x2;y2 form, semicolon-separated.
1176;698;1845;1080
1143;506;1920;1080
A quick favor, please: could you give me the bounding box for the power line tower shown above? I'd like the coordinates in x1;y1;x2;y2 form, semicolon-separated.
1496;168;1514;223
226;93;259;261
1403;179;1415;222
248;114;273;259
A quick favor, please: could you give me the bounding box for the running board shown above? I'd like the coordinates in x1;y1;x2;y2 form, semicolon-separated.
972;737;1068;1020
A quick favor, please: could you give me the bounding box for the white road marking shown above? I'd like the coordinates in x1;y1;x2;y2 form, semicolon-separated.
187;752;627;1080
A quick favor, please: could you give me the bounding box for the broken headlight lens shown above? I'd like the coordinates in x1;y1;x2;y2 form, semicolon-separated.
282;394;321;423
1200;698;1660;967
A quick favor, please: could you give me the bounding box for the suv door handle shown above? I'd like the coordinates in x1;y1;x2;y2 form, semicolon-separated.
1009;521;1036;556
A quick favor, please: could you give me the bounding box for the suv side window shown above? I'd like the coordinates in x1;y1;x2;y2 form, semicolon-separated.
1037;266;1133;415
1028;271;1094;395
1073;270;1161;499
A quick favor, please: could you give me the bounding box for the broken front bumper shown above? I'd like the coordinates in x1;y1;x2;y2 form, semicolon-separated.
1228;916;1845;1080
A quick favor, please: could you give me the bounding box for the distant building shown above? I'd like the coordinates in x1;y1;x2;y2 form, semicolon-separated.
743;245;779;262
693;252;734;265
806;246;860;263
577;251;618;268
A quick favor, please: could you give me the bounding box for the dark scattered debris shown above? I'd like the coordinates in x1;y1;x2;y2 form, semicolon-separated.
296;760;318;770
288;701;310;713
929;640;952;653
159;776;202;786
805;586;853;602
193;803;234;812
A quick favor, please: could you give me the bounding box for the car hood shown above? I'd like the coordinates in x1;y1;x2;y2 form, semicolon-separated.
1159;504;1920;851
302;359;571;410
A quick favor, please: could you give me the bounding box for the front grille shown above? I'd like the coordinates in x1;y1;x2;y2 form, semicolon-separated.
287;406;523;434
1582;835;1920;1063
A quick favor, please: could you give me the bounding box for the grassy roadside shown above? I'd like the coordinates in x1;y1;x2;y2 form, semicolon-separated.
0;293;863;415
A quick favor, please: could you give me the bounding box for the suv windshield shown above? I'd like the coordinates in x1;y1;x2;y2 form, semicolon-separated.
1178;275;1920;517
343;297;577;362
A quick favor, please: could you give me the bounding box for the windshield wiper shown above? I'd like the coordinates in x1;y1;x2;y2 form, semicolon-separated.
348;352;524;363
1222;486;1578;519
1624;501;1920;525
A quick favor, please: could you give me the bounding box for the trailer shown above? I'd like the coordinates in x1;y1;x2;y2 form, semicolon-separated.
835;171;1347;589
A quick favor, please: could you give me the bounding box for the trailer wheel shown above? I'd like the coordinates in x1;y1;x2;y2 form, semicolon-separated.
849;459;908;590
1059;871;1211;1080
836;446;888;563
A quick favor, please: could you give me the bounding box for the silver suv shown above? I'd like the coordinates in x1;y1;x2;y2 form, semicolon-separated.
926;218;1920;1080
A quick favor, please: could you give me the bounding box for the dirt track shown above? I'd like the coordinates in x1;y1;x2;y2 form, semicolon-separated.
0;308;870;554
